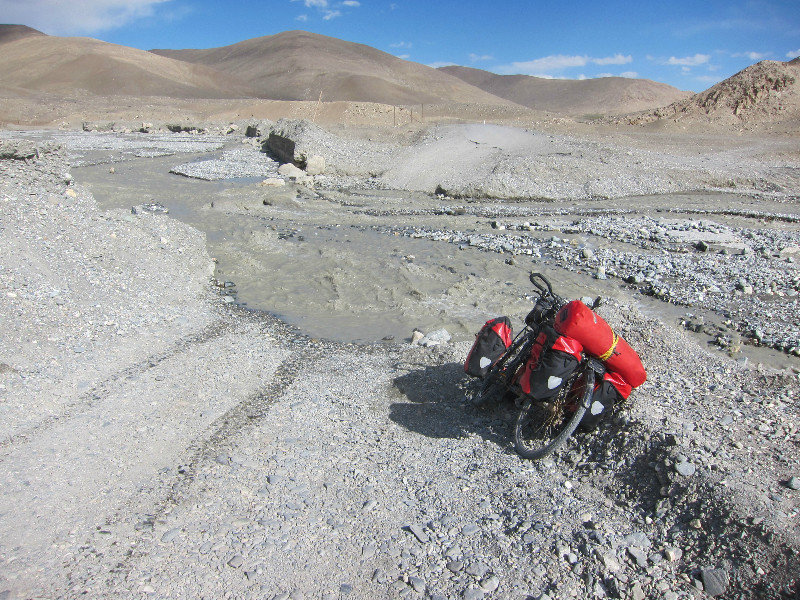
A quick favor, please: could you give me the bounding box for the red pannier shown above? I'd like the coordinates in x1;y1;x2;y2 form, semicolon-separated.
554;300;646;389
582;372;634;430
516;327;584;397
464;317;513;378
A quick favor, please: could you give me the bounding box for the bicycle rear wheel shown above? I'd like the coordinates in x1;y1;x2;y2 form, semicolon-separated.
513;366;594;460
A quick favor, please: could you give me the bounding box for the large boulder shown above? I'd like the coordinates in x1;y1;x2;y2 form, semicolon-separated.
277;163;314;186
0;140;39;160
263;133;298;165
305;154;326;175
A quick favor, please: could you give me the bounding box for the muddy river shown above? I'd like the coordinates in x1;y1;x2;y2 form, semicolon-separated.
73;149;800;371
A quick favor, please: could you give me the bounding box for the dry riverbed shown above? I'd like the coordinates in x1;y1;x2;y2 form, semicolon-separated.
1;125;799;600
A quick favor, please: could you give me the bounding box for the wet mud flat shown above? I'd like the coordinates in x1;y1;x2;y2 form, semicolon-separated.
3;130;800;599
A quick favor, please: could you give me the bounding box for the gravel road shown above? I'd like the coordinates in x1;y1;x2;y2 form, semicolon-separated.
1;131;799;599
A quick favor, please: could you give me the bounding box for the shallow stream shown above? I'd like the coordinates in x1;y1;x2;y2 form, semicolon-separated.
73;143;800;371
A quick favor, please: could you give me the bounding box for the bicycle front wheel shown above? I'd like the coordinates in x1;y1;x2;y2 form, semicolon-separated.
513;366;594;460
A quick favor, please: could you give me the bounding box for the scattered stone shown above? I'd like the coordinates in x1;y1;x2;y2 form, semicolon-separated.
227;555;244;569
465;562;489;578
419;328;451;347
701;568;729;597
630;582;645;600
675;461;696;477
664;547;683;562
408;524;429;543
599;552;622;572
260;178;286;187
787;477;800;490
160;527;180;543
447;560;464;573
628;546;648;568
462;588;484;600
479;576;499;592
409;577;425;593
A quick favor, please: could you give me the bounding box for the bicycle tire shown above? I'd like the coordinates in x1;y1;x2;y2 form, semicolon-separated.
513;365;595;460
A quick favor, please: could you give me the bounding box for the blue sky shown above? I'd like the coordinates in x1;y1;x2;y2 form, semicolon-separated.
2;0;799;92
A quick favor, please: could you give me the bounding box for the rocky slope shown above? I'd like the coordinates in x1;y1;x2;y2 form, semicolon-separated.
440;65;691;116
622;58;800;132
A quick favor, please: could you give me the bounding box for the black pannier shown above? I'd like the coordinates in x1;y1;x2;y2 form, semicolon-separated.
518;331;584;398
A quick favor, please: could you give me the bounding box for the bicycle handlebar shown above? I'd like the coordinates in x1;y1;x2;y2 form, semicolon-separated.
529;272;553;296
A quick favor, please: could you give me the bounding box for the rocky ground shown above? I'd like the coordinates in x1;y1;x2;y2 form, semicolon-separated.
1;125;799;600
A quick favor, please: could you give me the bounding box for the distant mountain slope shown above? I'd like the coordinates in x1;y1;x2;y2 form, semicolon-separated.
0;24;45;45
151;30;515;106
625;58;800;130
0;32;254;98
440;65;691;115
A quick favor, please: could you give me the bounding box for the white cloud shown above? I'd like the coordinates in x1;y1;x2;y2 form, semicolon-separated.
732;51;770;60
469;53;493;62
390;41;412;49
396;54;410;60
592;53;633;66
0;0;171;34
495;53;632;75
596;71;639;78
787;48;800;59
666;54;710;66
296;14;309;21
291;0;356;20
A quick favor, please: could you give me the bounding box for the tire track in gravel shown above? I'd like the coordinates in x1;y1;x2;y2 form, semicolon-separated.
0;320;233;456
49;327;340;598
0;310;290;599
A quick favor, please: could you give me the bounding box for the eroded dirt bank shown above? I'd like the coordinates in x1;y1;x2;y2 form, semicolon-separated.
0;130;799;600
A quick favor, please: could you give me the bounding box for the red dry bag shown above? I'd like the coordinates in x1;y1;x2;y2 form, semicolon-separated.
554;300;646;389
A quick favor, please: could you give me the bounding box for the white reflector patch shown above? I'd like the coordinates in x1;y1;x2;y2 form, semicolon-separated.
479;357;492;369
547;376;562;389
591;401;604;415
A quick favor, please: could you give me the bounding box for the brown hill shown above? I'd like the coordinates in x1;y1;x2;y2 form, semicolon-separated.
0;32;254;98
0;24;45;45
150;30;515;106
440;64;690;116
624;59;800;131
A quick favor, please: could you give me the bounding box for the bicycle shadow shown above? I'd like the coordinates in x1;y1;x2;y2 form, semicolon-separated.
389;361;515;451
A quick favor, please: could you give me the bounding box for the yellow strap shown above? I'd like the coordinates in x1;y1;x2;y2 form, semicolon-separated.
599;332;619;361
